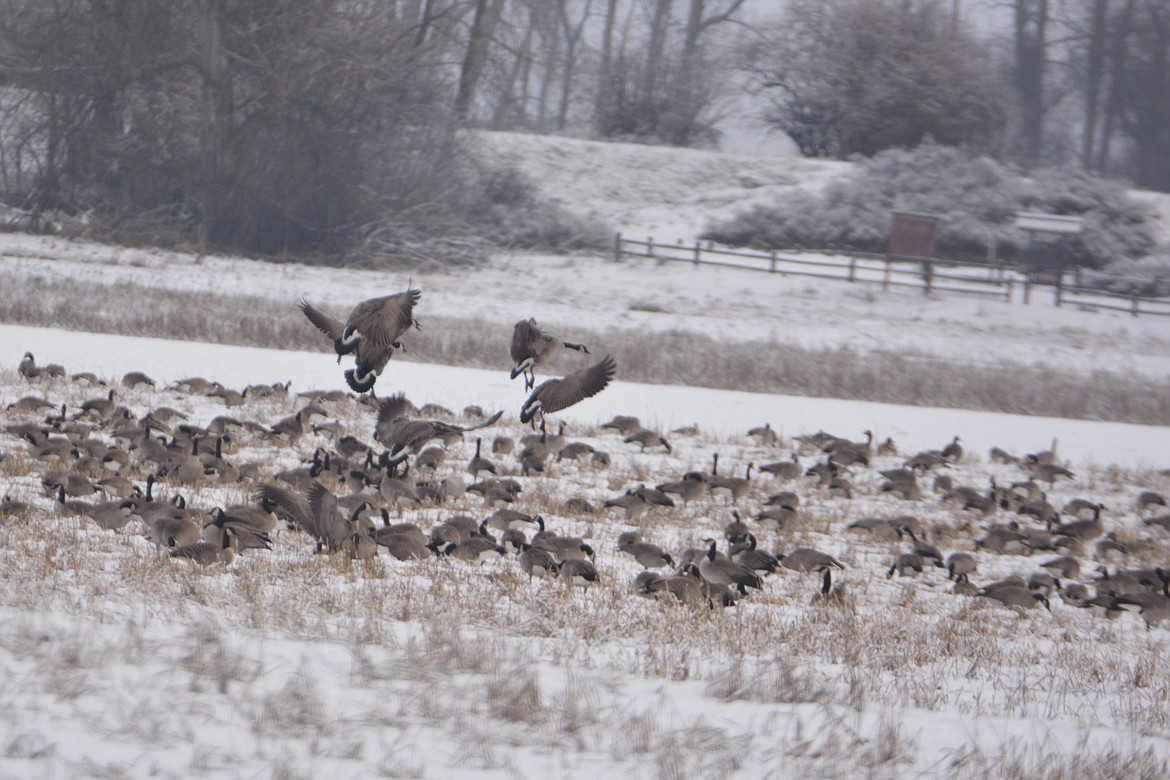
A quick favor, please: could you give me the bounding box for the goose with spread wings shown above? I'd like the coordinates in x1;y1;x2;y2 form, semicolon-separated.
520;355;616;435
509;318;590;390
299;287;421;393
374;393;504;466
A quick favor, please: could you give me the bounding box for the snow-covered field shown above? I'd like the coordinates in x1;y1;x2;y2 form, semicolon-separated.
3;132;1170;778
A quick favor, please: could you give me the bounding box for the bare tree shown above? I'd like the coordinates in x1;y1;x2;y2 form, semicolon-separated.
751;0;1005;158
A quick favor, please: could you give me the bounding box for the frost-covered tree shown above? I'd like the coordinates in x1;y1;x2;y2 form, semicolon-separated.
748;0;1005;158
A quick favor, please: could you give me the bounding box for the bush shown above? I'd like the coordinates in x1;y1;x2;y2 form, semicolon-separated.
703;142;1157;269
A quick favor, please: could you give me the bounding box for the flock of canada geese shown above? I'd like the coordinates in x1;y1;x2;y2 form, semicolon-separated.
4;285;1170;628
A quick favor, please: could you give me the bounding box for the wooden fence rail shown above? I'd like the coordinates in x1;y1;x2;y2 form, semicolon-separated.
613;234;1170;317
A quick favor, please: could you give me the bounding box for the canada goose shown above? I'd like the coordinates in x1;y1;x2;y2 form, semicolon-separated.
722;509;751;543
498;527;529;554
556;558;599;588
170;527;237;566
1013;497;1059;528
902;450;947;472
978;585;1050;611
491;435;515;455
604;489;652;521
518;545;558;577
698;539;763;596
95;476;136;500
759;454;801;481
623;427;672;453
730;534;781;574
1052;506;1104;542
880;474;922;501
374;393;504;465
1061;498;1102;521
1;494;34;525
600;415;641;435
377;531;435;561
1025;438;1059;466
1059;581;1093;606
988;446;1019;464
779;547;845;574
1026;462;1075;485
564;496;596;514
1145;514;1170;534
120;371;155;389
86;499;137;531
754;503;797;531
1136;491;1167;514
257;482;349;552
617;539;676;569
887;552;924;578
466;438;498;479
171;376;222;395
76;389;117;421
509;317;590;390
6;395;56;413
268;411;305;446
892;520;937;554
485;508;542;533
18;352;65;381
747;422;780;446
43;472;97;498
656;473;707;505
709;457;754;502
1040;555;1081;580
1112;595;1170;629
636;572;705;606
941;436;963;463
444;537;507;563
299;287;421;392
557;441;596;462
846;517;904;543
520;355;617;435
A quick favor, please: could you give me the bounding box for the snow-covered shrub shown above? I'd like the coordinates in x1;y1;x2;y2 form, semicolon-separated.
459;164;612;253
703;143;1157;268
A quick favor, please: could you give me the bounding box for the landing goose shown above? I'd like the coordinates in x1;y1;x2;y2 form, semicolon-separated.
520;355;616;435
509;317;590;390
299;287;421;393
375;393;503;465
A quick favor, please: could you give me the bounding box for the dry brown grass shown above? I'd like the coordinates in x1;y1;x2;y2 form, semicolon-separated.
3;268;1170;424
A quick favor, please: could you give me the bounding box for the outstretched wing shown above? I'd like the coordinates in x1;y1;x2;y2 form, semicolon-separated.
255;484;314;536
298;298;346;343
510;318;538;364
354;288;421;357
525;355;616;417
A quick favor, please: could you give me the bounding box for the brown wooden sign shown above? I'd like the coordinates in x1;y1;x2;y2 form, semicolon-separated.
888;212;939;260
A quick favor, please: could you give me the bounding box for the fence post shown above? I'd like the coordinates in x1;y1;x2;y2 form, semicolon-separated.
1054;272;1063;307
1023;278;1032;304
1005;278;1013;302
769;251;777;273
612;232;622;262
883;259;891;291
1132;295;1140;317
693;241;701;267
647;236;654;258
848;256;857;282
922;261;933;295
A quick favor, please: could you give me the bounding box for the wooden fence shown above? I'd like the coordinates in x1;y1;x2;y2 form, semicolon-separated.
612;234;1170;317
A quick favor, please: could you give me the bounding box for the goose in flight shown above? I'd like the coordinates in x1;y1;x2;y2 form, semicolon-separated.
509;318;590;390
374;393;503;466
299;287;421;393
520;355;616;436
